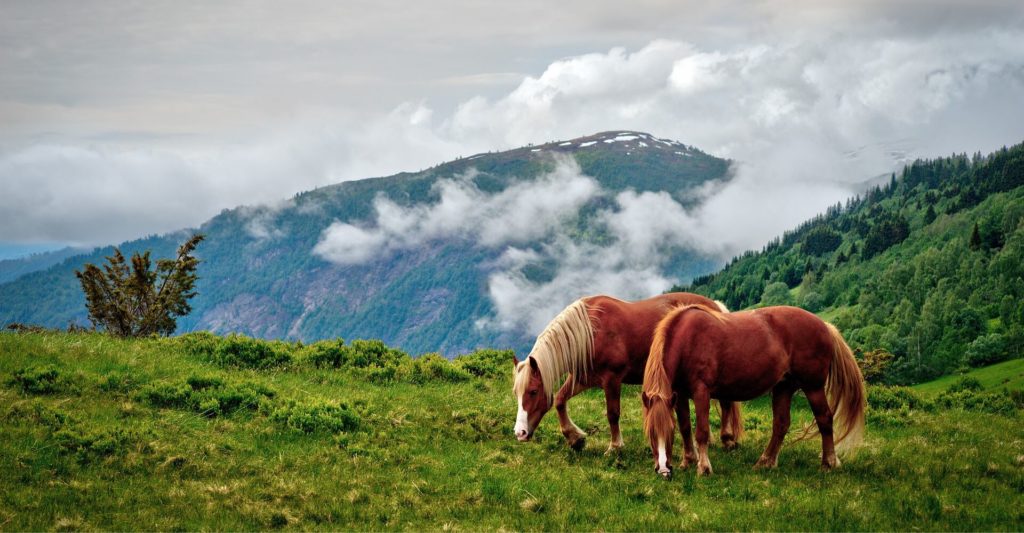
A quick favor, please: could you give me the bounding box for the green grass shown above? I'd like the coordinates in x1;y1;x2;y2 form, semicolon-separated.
2;332;1023;531
913;359;1024;397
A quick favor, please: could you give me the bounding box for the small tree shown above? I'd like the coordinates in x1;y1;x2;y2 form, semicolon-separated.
76;234;204;337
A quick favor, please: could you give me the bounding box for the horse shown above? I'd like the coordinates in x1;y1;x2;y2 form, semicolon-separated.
512;292;743;453
642;304;866;478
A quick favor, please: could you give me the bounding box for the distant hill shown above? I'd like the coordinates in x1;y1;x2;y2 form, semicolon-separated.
680;142;1024;384
0;247;88;284
0;131;730;355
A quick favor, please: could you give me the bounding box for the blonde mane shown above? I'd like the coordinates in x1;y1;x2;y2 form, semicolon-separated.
513;298;595;404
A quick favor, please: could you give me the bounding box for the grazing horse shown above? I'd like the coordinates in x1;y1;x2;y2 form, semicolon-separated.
512;293;743;453
642;304;866;478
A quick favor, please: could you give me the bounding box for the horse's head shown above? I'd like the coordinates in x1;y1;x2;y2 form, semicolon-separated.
642;390;677;479
512;356;550;442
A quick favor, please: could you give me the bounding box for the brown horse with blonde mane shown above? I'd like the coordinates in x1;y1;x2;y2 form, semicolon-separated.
513;293;743;453
643;304;866;478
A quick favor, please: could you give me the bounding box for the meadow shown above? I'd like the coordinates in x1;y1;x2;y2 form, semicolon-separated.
1;331;1022;531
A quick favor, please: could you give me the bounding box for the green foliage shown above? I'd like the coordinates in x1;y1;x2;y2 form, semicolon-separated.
802;226;842;256
270;399;359;433
74;234;204;337
760;281;793;306
398;353;472;384
208;334;292;369
965;333;1010;367
138;375;275;417
453;348;514;379
868;385;933;411
1;331;1022;530
946;376;983;393
684;143;1024;384
11;365;74;395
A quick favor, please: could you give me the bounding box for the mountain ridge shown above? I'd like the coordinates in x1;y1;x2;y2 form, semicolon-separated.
1;131;731;356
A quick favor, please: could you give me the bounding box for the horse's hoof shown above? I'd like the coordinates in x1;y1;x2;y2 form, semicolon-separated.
753;458;777;470
721;439;739;451
569;436;587;452
604;445;622;456
697;465;713;476
659;471;673;480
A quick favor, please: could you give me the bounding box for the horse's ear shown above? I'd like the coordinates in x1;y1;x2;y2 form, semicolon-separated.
528;356;539;372
641;392;651;409
511;353;519;367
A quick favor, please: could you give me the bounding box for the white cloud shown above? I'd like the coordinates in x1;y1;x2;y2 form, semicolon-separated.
312;158;600;264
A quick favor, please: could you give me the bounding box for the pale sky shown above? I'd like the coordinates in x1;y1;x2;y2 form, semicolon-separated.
2;0;1023;256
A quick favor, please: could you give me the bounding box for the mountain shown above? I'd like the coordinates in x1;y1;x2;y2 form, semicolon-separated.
679;142;1024;384
0;247;88;284
0;131;730;355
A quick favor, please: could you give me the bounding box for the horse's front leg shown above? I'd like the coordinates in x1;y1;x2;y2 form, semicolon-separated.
555;375;589;451
692;387;713;476
602;378;624;453
674;398;697;468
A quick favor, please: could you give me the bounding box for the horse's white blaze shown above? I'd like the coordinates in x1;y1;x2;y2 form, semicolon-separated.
514;397;529;436
657;439;669;472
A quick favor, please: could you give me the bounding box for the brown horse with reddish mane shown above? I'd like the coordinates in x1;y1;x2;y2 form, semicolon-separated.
642;304;866;478
512;293;743;453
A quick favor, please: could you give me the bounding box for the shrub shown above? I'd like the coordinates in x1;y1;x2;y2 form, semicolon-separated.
138;375;275;417
398;353;472;384
345;340;407;368
54;426;141;464
454;348;514;379
210;334;292;369
303;338;349;368
270;399;360;433
175;331;223;357
936;389;1019;415
98;371;141;394
6;401;71;429
11;365;73;395
868;385;933;411
965;333;1010;367
946;376;983;394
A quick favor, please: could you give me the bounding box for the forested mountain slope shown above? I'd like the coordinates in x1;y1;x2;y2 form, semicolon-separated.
0;132;729;355
680;142;1024;384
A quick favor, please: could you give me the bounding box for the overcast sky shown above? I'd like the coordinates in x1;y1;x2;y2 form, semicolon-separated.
2;0;1024;258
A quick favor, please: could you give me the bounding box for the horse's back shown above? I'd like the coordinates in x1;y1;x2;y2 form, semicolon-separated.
672;306;834;397
584;292;716;384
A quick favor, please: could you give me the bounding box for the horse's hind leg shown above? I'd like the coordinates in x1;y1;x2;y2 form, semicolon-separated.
692;387;714;476
674;398;697;468
719;400;738;450
755;384;795;469
555;375;588;451
603;378;624;453
804;387;839;469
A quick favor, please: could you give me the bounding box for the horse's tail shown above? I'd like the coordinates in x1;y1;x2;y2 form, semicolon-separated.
826;323;866;453
642;311;680;442
797;323;867;454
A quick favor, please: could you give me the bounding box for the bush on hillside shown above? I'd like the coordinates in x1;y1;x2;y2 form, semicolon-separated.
11;365;77;395
138;375;275;417
868;385;933;411
965;333;1010;367
398;353;472;384
946;376;983;394
270;399;360;433
935;388;1019;415
209;334;293;369
454;348;514;379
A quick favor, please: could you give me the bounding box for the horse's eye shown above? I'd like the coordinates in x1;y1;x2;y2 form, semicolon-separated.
529;390;538;397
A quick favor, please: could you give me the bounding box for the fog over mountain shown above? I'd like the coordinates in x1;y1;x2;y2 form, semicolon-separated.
2;1;1022;258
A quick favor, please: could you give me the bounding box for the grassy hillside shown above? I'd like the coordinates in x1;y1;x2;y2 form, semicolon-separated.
2;331;1022;530
0;132;728;356
682;142;1024;384
913;358;1024;397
